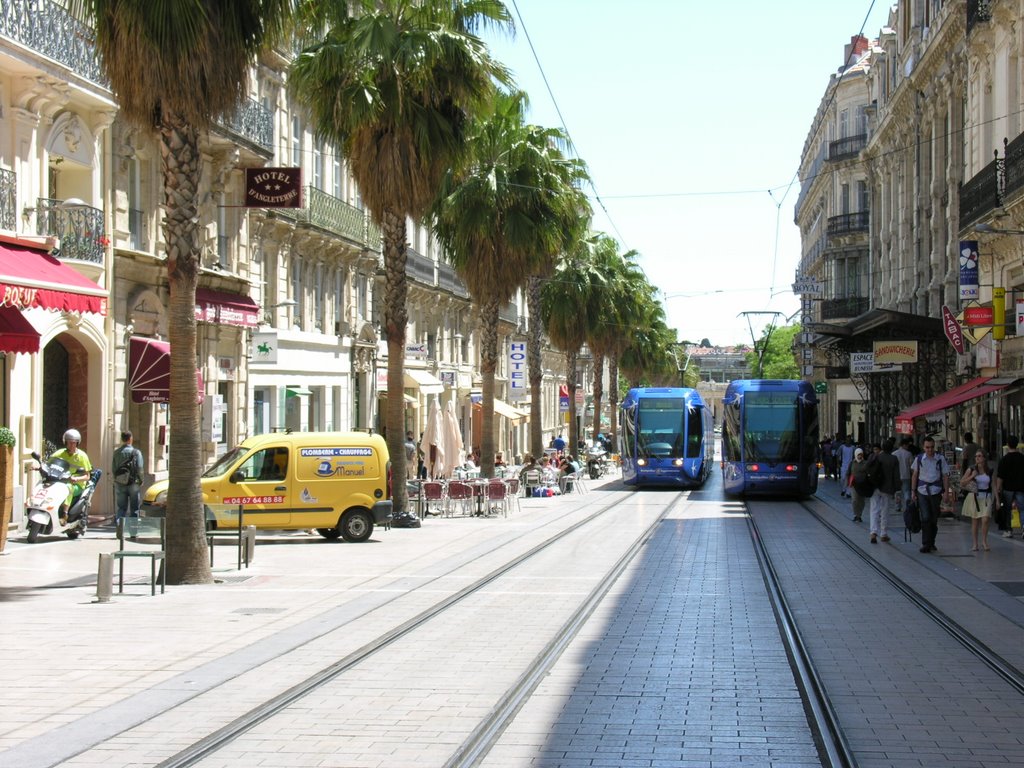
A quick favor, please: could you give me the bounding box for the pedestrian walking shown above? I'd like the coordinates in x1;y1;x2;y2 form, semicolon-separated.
404;431;417;480
848;447;873;522
868;440;899;543
112;430;144;534
838;435;856;497
910;436;950;553
994;435;1024;538
960;448;994;551
893;437;914;513
960;431;980;476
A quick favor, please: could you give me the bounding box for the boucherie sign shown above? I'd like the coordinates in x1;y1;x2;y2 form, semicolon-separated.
245;167;302;208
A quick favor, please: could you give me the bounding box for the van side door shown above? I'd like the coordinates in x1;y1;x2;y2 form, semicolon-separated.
215;446;292;529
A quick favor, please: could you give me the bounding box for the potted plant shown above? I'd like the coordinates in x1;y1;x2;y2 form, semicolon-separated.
0;426;14;553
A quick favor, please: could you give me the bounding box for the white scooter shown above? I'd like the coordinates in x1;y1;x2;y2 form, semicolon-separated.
24;451;102;543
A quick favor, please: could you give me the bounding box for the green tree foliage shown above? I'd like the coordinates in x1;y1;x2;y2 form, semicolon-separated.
747;323;800;379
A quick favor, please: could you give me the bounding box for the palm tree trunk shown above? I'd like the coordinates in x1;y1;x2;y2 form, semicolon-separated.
566;348;578;458
382;208;410;514
609;350;620;449
479;299;499;478
527;276;544;458
592;354;605;444
161;114;212;585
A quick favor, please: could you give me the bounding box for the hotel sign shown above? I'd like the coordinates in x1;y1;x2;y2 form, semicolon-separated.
245;167;302;208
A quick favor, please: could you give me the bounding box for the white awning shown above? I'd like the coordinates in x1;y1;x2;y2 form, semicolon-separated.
404;368;444;395
471;394;529;423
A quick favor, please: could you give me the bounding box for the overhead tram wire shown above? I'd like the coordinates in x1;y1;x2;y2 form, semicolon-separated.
508;0;627;247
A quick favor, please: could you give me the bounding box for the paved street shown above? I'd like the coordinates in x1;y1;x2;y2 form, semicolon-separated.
4;473;1024;767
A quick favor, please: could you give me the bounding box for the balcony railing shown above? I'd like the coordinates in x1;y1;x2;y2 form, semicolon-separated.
959;152;1003;228
827;134;867;162
0;0;109;88
1004;133;1024;202
214;97;274;154
405;247;435;286
826;210;869;237
276;186;379;248
0;168;15;232
967;0;993;35
821;296;869;321
36;198;106;265
438;262;470;299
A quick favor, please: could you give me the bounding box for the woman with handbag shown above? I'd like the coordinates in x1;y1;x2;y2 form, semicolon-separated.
960;448;993;551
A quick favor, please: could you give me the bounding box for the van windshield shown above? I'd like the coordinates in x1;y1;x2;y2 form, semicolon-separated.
202;446;248;478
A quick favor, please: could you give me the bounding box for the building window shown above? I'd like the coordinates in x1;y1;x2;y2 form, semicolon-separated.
313;144;323;190
314;262;324;330
332;154;342;200
291;257;304;329
291;116;302;168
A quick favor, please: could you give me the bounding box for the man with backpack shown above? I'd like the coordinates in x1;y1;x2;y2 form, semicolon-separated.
910;436;950;553
111;430;144;533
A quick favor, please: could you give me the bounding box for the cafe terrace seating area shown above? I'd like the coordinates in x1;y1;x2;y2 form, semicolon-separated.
407;463;590;519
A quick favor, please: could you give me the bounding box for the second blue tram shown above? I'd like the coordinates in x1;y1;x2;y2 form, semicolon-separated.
721;379;819;497
619;387;715;487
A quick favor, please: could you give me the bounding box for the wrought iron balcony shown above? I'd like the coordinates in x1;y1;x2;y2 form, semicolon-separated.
405;247;435;286
438;262;470;299
276;186;380;248
0;0;108;88
827;134;867;162
35;198;106;265
967;0;993;35
821;296;868;321
959;153;1002;228
1004;133;1024;202
214;98;274;154
0;168;15;232
826;210;869;237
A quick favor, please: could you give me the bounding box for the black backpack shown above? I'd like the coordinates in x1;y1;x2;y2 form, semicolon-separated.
904;497;922;533
113;448;140;486
867;455;885;490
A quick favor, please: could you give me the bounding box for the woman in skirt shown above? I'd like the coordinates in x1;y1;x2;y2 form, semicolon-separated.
960;448;994;551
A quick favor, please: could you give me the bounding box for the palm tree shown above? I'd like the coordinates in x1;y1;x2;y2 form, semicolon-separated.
72;0;297;583
618;289;677;387
541;233;606;457
582;236;641;446
431;91;588;477
289;0;512;512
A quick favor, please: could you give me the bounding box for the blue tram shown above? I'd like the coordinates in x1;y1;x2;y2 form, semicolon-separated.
721;379;819;497
619;387;715;487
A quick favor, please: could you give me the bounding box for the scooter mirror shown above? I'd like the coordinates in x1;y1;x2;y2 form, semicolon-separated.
31;451;41;461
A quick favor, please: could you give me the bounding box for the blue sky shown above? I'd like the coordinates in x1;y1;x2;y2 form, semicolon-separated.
485;1;895;346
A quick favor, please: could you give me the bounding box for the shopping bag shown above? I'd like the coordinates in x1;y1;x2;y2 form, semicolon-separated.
1012;503;1021;530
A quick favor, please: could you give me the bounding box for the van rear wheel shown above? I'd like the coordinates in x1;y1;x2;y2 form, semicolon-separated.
316;528;341;540
340;510;373;543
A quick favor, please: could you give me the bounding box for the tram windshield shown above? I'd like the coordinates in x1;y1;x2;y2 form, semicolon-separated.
742;392;800;462
635;398;698;458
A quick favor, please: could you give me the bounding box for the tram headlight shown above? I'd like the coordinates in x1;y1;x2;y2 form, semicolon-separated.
673;459;683;466
746;463;760;472
637;458;647;466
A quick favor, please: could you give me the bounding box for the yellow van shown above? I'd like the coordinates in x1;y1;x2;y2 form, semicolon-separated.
141;432;393;542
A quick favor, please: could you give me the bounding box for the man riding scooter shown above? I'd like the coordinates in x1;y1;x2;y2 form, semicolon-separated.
49;428;93;521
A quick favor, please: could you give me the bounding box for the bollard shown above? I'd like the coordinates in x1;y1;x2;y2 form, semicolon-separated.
244;525;256;567
96;552;113;603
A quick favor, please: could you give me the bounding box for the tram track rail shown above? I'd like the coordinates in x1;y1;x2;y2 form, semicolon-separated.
747;495;1024;768
154;490;687;768
801;499;1024;696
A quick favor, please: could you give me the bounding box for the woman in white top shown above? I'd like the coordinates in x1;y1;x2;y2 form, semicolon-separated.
960;449;993;551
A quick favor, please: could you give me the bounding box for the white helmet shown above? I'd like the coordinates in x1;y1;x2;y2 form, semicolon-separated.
63;428;81;444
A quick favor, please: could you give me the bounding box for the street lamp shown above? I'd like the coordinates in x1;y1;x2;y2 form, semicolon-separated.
263;299;296;325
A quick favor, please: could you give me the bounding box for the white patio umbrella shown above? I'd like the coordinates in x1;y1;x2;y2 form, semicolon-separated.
440;399;465;478
420;397;445;478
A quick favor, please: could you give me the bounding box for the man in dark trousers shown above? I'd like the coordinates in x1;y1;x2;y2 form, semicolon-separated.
112;430;144;535
995;435;1024;538
911;436;949;553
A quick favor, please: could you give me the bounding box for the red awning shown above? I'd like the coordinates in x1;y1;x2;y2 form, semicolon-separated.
897;376;1010;422
195;287;259;328
128;336;206;404
0;305;40;354
0;241;107;315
